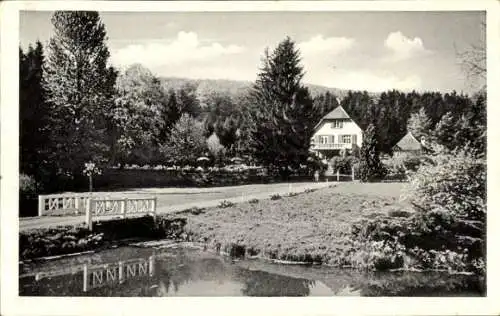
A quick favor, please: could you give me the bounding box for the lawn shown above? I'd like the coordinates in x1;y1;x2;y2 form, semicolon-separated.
182;182;408;266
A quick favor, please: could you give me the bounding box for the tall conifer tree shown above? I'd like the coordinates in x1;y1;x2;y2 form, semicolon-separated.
20;41;51;186
245;37;316;176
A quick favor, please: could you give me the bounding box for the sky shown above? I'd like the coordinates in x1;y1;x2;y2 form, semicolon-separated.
19;10;486;93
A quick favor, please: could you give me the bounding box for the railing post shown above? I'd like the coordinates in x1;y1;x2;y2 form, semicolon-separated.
83;264;88;292
121;199;127;219
151;198;157;222
336;169;340;182
86;198;93;231
38;195;44;217
149;255;155;277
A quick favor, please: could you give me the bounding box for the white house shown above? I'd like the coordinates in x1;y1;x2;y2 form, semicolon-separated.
310;105;363;159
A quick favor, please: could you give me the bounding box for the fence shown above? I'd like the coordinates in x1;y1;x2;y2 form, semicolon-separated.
321;167;356;182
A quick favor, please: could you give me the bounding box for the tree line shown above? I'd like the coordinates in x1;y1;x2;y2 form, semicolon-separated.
20;11;485;192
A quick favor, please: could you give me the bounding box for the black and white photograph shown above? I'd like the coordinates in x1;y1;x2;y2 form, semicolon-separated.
1;0;498;315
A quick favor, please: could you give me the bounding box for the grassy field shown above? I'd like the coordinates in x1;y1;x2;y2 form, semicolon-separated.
182;182;408;266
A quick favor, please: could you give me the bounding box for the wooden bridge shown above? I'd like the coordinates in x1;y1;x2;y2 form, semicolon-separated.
37;194;157;230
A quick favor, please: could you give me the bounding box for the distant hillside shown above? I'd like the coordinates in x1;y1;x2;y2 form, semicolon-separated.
159;77;354;103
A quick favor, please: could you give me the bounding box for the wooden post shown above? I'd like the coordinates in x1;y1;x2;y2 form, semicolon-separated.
121;199;127;219
75;197;79;214
83;264;88;292
288;183;292;194
86;198;93;231
151;198;157;222
89;174;93;193
351;166;355;181
38;195;44;217
336;169;340;182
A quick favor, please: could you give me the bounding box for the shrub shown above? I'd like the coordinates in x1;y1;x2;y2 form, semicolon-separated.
20;174;37;199
328;156;356;175
403;148;486;222
353;148;486;273
218;200;235;208
178;207;205;215
270;194;282;200
248;198;259;204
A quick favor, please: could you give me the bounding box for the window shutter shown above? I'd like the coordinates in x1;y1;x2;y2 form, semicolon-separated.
315;135;320;144
330;135;334;143
352;134;357;145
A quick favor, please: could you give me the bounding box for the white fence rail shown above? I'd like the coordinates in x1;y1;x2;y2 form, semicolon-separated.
320;168;356;182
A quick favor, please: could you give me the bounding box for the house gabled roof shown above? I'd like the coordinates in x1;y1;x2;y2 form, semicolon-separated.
313;105;356;131
322;106;351;120
393;132;422;151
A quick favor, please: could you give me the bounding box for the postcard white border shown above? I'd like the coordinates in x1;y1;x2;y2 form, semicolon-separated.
2;1;500;316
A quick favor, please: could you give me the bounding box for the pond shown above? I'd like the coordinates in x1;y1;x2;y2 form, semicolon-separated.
19;245;485;297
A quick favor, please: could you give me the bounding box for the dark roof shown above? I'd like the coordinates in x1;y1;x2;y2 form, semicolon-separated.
393;132;423;151
322;106;351;120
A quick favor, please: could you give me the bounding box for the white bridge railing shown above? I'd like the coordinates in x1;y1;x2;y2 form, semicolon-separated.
38;194;93;216
85;197;157;230
37;194;157;230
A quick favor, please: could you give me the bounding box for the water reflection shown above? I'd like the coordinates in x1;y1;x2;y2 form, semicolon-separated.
19;246;484;297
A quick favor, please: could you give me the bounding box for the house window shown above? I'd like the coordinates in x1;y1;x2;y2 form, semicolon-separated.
331;120;343;129
320;136;329;144
341;135;351;143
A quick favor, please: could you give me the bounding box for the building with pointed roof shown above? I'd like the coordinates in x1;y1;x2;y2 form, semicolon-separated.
310;105;363;159
392;132;429;156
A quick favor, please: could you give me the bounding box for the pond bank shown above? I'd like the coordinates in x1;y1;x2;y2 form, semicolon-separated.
19;245;485;297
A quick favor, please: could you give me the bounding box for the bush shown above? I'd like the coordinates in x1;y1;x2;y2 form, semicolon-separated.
218;200;235;208
383;154;435;181
270;194;282;200
328;156;358;175
352;148;486;273
248;198;259;204
403;149;486;222
20;174;37;199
